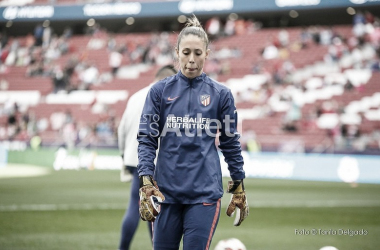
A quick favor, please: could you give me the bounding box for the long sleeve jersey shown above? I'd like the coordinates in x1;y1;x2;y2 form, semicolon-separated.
137;71;245;204
118;85;151;167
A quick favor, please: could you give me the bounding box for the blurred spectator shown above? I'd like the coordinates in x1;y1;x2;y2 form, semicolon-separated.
234;19;246;35
26;60;45;77
7;103;18;125
353;11;366;25
215;46;231;59
371;56;380;71
214;46;242;60
30;135;42;151
205;17;222;40
0;46;10;64
78;62;99;89
15;47;31;66
85;23;101;36
308;26;321;44
353;11;367;38
34;24;44;47
302;110;317;131
252;60;265;74
320;101;337;114
272;61;285;84
0;78;9;90
87;25;107;50
319;27;333;45
57;36;70;55
245;19;261;34
4;102;20;139
341;124;361;148
50;110;67;131
224;18;236;36
45;36;62;62
130;43;145;64
62;121;77;149
51;65;68;93
25;33;35;48
109;48;123;76
107;34;117;51
87;37;105;50
365;11;375;24
64;110;73;124
27;112;38;137
0;31;8;49
262;43;278;60
282;60;296;76
326;37;347;62
62;26;73;39
42;24;52;49
96;116;116;145
278;46;290;60
64;56;78;78
4;45;16;66
300;27;312;48
77;121;92;144
282;120;298;132
246;131;261;153
282;97;301;132
278;29;289;48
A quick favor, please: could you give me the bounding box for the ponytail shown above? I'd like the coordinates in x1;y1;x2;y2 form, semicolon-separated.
176;15;209;50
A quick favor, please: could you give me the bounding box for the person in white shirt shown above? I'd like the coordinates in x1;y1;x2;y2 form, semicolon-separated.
117;65;177;250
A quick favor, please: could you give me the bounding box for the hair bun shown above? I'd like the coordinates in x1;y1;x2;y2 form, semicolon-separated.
176;14;209;49
185;14;202;28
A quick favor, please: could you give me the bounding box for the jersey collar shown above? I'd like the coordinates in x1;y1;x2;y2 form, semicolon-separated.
178;71;206;85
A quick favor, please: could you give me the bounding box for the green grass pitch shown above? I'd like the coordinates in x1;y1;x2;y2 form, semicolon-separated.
0;167;379;250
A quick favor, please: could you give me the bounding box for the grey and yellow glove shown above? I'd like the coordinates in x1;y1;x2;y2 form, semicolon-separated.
226;179;249;226
139;175;165;222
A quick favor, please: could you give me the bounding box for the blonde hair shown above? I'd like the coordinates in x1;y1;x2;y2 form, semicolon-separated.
176;15;209;50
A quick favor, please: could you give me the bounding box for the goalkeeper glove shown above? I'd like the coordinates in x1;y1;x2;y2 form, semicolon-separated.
139;175;165;222
226;179;249;226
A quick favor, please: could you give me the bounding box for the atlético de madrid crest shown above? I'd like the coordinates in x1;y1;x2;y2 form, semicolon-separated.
200;94;210;106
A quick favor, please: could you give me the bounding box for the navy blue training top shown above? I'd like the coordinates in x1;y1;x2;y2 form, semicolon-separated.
137;71;245;204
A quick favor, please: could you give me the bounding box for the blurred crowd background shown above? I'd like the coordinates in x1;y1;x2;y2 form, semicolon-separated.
1;0;380;155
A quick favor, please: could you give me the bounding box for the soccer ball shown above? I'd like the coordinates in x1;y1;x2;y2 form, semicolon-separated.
320;246;339;250
214;238;246;250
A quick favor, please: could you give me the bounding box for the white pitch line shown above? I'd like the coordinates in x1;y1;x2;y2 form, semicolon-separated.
251;200;380;208
0;203;126;212
0;200;379;212
0;164;50;179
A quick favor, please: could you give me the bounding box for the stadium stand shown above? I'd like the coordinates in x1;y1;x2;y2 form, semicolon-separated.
0;10;379;154
25;0;154;4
